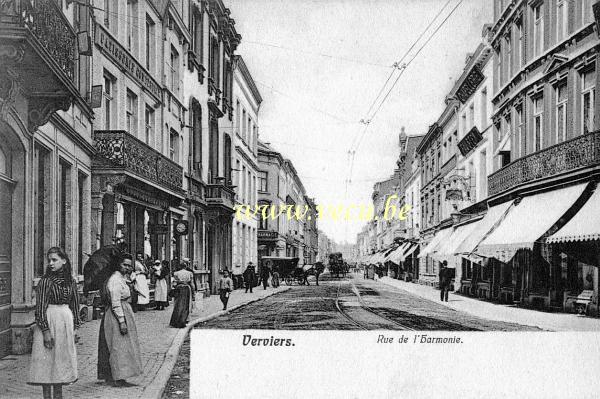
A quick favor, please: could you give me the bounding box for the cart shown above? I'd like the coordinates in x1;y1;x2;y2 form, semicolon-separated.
260;256;302;285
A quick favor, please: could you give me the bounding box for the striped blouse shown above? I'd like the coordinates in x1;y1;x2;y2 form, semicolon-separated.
35;273;81;332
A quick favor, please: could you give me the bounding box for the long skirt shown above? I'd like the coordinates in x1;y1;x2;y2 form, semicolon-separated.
155;278;168;305
29;304;78;385
134;274;150;305
169;284;192;328
97;301;143;381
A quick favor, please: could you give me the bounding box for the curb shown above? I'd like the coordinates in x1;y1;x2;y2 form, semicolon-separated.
144;286;291;399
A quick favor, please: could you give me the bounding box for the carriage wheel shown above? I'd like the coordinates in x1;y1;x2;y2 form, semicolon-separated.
297;276;305;285
285;276;293;286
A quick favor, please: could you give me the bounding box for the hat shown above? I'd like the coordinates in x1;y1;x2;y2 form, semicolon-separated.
154;260;161;265
182;257;191;263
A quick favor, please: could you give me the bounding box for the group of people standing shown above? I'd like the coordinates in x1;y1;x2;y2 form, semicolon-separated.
27;247;200;398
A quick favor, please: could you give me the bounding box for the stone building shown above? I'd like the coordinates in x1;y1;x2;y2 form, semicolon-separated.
231;55;261;278
0;1;94;356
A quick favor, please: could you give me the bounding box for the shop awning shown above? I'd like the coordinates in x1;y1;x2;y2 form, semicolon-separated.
383;242;411;264
431;219;481;263
454;200;515;256
546;186;600;243
418;227;453;258
474;183;588;262
401;243;418;260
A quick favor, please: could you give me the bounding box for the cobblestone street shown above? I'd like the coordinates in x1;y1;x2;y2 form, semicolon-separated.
0;287;288;399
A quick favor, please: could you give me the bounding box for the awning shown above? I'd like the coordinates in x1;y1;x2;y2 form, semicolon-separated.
546;186;600;243
454;200;515;256
474;183;588;262
418;227;453;258
431;219;481;263
383;242;410;264
401;243;418;260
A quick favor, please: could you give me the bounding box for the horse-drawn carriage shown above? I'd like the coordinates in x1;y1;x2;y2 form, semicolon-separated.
261;256;303;285
328;252;348;278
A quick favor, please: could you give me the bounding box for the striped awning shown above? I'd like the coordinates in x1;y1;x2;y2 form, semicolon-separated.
546;186;600;243
418;227;453;258
475;183;588;262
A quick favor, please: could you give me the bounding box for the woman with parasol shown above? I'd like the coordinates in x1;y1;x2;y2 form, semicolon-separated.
97;252;143;386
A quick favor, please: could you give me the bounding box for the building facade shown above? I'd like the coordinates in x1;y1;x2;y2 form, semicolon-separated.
231;55;261;278
1;0;94;356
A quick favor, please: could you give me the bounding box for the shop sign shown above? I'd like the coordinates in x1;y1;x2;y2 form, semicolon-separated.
94;23;162;102
149;224;169;235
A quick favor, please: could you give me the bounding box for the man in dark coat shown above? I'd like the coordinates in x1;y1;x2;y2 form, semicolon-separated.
439;260;451;302
243;262;256;293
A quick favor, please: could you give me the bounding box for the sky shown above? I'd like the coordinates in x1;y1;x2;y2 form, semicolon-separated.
224;0;494;244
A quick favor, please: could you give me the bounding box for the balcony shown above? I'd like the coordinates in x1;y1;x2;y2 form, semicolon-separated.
0;0;86;130
205;182;236;211
488;131;600;196
93;130;183;193
258;230;278;241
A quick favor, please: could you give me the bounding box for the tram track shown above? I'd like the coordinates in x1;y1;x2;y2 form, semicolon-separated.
333;278;369;330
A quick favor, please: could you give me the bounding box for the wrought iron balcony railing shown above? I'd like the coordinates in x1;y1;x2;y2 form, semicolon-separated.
93;130;183;192
1;0;76;81
488;130;600;196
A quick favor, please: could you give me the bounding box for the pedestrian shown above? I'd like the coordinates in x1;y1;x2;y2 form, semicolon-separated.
272;270;280;288
28;247;81;399
97;253;143;387
153;260;169;310
439;260;451;302
132;252;150;311
315;262;324;286
169;264;195;328
219;270;233;310
182;257;198;292
243;262;256;293
260;264;271;290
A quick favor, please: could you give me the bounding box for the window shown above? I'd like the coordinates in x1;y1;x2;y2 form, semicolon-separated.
58;159;72;254
104;0;116;32
127;0;137;55
516;20;523;67
496;46;503;87
209;119;219;182
582;0;593;25
192;101;202;170
169;130;179;163
34;144;51;277
516;105;523;158
556;83;567;143
236;100;241;134
145;16;155;72
169;46;180;94
481;88;488;128
126;90;138;136
533;3;544;57
557;0;568;42
242;109;247;142
582;69;596;135
209;37;220;86
468;103;475;129
533;96;544;151
505;35;512;79
103;73;113;129
479;150;487;199
241;166;246;203
224;134;232;185
145;105;154;147
77;172;87;275
259;171;268;192
192;9;203;58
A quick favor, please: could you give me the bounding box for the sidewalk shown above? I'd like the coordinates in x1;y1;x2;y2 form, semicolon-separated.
0;286;289;399
377;276;600;331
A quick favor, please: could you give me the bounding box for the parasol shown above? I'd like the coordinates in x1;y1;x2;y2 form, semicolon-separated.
83;245;123;293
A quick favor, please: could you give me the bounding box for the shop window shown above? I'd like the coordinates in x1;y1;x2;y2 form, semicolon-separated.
34;144;51;277
58;159;72;255
77;172;87;275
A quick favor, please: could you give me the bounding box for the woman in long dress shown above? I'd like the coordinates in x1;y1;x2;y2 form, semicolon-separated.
28;247;81;399
97;253;143;386
153;260;169;310
169;265;194;328
132;252;150;311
